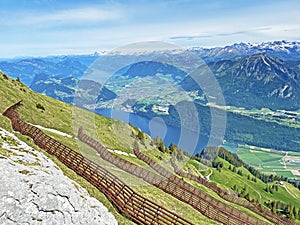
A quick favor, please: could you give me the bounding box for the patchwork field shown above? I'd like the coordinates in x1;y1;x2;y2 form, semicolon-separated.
236;144;300;180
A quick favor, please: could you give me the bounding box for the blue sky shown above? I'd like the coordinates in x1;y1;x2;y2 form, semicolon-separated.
0;0;299;58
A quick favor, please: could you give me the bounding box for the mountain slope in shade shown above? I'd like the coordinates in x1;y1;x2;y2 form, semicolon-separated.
0;55;96;86
181;53;300;110
114;61;187;83
30;73;117;105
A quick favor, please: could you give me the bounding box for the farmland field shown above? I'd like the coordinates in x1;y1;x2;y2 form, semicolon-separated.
235;144;300;180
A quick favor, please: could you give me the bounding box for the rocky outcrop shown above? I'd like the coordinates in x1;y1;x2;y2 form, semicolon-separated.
0;128;118;225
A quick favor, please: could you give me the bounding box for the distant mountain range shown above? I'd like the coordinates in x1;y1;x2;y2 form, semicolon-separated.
192;40;300;62
182;53;300;110
1;40;299;111
0;54;99;86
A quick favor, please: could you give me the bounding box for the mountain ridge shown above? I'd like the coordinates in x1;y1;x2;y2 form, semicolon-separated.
181;53;300;110
191;40;300;62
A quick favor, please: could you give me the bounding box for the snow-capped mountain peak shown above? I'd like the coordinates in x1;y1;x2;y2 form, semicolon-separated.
191;40;300;62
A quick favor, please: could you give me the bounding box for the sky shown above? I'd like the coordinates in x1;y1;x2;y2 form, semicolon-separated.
0;0;299;58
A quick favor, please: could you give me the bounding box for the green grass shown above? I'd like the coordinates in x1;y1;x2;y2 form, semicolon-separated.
134;185;218;225
237;147;283;166
136;149;280;223
0;72;217;225
210;158;300;214
237;144;300;180
188;159;208;171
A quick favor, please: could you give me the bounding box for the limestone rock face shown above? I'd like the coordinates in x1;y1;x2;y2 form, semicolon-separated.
0;128;118;225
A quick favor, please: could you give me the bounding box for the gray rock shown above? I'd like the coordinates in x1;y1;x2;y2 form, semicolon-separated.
0;128;118;225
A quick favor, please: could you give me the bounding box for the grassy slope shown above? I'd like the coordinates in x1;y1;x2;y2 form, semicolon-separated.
0;72;217;225
210;157;300;222
2;73;299;224
142;147;300;223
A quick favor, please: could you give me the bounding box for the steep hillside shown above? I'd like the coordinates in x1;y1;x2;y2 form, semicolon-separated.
0;71;138;224
0;72;218;225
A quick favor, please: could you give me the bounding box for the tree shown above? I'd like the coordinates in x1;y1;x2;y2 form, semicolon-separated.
293;207;297;220
288;206;296;220
272;204;276;213
265;185;270;193
158;139;165;153
169;143;177;153
36;103;45;111
244;193;250;201
232;184;238;192
273;185;278;192
137;130;145;144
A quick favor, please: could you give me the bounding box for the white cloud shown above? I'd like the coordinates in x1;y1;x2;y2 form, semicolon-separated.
3;6;124;27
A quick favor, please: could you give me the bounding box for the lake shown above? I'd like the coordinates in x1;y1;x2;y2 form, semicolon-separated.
96;108;209;155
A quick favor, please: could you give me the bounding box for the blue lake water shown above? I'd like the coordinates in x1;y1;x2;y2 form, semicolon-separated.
96;108;209;155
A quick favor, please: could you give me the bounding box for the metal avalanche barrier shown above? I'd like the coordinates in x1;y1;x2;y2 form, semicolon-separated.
3;102;194;225
133;140;295;225
78;127;280;225
170;161;295;225
3;102;295;225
